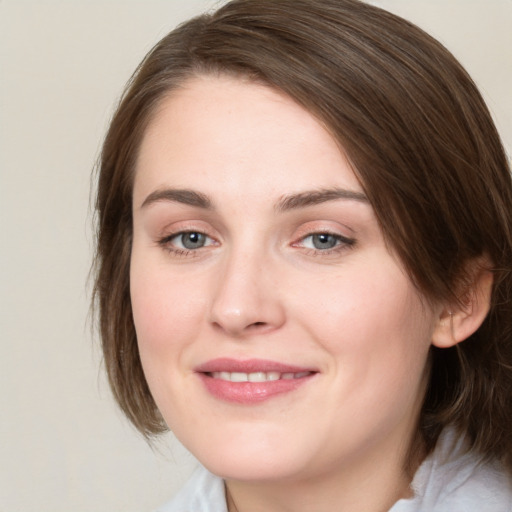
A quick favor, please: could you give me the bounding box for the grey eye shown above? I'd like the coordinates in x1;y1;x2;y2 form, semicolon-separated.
310;233;339;250
179;232;207;249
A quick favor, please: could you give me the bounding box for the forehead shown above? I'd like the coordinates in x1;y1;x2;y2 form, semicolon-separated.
133;75;363;207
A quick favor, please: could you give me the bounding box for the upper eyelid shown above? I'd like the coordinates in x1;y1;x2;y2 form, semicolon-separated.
290;216;356;234
160;230;215;243
156;220;217;238
292;224;355;240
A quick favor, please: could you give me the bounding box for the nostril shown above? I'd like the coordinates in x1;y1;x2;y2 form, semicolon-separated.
246;321;271;332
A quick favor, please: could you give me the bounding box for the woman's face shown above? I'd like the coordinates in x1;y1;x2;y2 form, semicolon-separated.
130;75;441;482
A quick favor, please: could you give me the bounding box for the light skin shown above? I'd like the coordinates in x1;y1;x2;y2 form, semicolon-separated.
130;75;492;512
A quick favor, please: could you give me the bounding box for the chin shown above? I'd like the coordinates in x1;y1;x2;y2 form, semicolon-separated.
181;424;314;482
201;450;308;483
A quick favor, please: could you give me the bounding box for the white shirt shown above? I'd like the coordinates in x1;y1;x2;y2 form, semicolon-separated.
156;431;512;511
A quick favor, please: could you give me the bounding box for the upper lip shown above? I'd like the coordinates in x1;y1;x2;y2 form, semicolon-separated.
195;358;316;374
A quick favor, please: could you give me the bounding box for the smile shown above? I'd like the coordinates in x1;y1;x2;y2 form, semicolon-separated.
195;359;317;404
208;371;312;382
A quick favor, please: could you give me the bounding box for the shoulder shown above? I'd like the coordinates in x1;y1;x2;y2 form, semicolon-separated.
430;457;512;511
391;430;512;512
154;466;227;512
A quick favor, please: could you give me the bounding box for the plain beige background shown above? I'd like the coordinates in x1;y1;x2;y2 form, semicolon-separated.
0;1;510;511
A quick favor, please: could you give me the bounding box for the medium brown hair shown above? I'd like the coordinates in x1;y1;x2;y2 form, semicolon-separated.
93;0;512;469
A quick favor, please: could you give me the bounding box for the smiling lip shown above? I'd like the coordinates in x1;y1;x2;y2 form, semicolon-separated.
195;358;317;404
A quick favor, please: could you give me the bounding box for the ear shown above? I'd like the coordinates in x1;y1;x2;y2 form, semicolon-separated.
432;257;494;349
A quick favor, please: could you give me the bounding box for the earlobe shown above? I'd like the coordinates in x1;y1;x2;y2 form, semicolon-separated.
432;260;493;349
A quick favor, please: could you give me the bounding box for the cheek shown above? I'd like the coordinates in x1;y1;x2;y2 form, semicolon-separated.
129;253;208;356
292;256;434;379
129;253;212;420
293;261;435;443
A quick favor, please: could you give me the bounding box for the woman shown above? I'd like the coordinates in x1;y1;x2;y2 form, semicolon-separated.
93;0;512;510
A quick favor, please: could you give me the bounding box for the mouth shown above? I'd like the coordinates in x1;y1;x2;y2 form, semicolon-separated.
207;371;313;382
195;358;317;404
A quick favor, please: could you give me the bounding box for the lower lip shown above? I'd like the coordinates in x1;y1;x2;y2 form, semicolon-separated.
198;373;315;404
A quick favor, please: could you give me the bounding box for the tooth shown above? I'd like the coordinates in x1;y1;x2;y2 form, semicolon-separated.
231;372;249;382
248;372;267;382
211;370;310;382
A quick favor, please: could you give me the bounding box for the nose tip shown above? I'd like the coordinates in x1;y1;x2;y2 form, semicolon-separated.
211;308;273;336
208;255;285;337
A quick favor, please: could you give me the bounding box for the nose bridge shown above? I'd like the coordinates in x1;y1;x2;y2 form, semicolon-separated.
209;238;284;336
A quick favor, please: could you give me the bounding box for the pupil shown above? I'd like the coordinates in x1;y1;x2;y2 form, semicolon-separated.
183;232;205;249
313;233;336;250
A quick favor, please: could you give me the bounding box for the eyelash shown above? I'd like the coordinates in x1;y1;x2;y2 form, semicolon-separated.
158;231;217;257
292;232;356;256
157;230;356;258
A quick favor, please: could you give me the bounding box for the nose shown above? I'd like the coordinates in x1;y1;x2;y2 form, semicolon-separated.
209;247;286;337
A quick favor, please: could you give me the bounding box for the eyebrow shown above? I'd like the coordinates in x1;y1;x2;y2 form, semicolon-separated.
275;188;368;212
140;186;368;212
141;188;212;210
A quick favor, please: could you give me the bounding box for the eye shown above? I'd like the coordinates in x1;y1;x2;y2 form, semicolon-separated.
159;231;215;252
303;233;340;250
293;232;356;254
174;232;210;249
300;232;354;251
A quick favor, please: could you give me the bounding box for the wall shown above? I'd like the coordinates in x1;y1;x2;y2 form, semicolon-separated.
0;1;510;511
